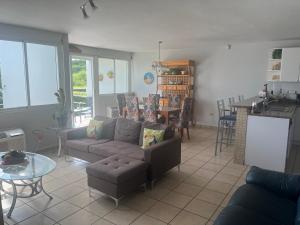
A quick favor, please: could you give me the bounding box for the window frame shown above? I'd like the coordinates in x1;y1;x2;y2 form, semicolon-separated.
98;57;130;95
0;38;61;112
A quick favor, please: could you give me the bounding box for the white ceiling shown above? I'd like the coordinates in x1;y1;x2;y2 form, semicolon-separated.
0;0;300;52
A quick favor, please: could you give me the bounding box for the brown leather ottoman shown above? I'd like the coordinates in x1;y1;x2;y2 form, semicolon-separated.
86;155;147;206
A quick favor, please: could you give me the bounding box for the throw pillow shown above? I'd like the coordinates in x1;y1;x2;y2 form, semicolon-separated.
87;120;103;138
142;128;165;149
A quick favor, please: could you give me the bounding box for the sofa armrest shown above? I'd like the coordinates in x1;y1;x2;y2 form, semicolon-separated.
246;166;300;200
144;136;181;181
61;126;87;142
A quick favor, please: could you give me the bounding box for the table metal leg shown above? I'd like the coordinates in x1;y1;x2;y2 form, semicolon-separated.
40;178;52;200
57;135;62;157
7;182;17;218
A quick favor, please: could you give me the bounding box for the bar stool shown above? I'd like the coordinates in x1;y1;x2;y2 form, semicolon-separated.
215;99;236;156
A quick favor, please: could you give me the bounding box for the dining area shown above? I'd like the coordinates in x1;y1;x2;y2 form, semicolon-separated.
115;93;193;140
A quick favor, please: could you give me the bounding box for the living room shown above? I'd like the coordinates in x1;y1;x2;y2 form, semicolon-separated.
0;1;300;225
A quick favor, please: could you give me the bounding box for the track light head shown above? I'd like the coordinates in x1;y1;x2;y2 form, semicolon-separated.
88;0;98;10
80;4;89;19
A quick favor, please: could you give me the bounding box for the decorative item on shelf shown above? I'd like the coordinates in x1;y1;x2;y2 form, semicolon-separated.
272;49;282;59
181;70;186;75
169;68;181;75
1;150;27;165
107;71;114;79
144;72;154;85
272;62;281;71
53;88;71;128
98;73;104;81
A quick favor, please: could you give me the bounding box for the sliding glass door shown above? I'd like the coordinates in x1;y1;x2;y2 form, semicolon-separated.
71;56;93;127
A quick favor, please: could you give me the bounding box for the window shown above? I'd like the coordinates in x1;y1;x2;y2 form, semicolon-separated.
27;43;59;106
98;58;129;94
0;40;59;109
0;40;28;109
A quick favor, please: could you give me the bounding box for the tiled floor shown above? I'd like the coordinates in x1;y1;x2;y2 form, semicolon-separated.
1;127;248;225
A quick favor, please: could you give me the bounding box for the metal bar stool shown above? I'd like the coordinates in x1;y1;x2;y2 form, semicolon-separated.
215;99;236;156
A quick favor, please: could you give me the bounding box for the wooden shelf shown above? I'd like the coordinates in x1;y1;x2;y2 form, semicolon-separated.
158;74;191;77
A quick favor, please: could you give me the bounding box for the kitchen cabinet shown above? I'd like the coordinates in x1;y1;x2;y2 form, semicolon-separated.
245;115;290;172
281;47;300;81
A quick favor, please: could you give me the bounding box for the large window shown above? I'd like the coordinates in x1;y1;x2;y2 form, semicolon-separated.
98;58;129;94
0;40;59;109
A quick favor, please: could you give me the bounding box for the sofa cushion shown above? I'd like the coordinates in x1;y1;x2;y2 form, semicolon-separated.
86;155;147;184
228;184;296;225
295;197;300;225
214;205;281;225
102;118;117;140
139;121;174;146
65;138;110;152
89;141;144;160
114;118;141;144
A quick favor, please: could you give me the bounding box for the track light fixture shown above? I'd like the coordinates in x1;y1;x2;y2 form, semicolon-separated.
80;0;98;19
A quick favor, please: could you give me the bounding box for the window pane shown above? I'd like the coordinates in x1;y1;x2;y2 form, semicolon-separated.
27;43;59;106
115;60;128;93
99;58;114;94
0;40;27;109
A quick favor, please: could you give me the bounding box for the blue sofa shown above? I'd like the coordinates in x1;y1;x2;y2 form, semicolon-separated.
214;166;300;225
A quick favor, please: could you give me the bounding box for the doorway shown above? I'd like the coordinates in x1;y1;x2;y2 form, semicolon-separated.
71;56;93;127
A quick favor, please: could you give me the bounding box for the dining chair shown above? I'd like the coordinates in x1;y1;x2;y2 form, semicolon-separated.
32;129;45;152
143;96;157;122
228;97;236;115
238;95;245;102
215;99;236;156
149;94;160;110
117;94;126;116
125;95;140;121
172;97;193;140
168;94;181;108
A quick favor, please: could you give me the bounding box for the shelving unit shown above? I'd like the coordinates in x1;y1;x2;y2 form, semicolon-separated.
267;48;282;81
156;60;195;106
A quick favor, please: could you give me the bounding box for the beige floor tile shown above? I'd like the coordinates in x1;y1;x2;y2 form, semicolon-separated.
221;194;232;207
17;213;56;225
161;191;192;208
179;164;199;175
146;202;180;223
131;215;167;225
104;206;140;225
184;158;206;168
122;193;157;213
194;169;217;179
170;210;207;225
43;178;69;193
202;163;224;172
173;182;202;197
208;158;229;166
59;209;99;225
27;194;63;212
67;190;100;208
213;173;239;185
145;186;170;200
84;196;116;217
185;174;210;187
196;189;226;205
93;218;115;225
185;199;218;219
210;206;224;221
52;184;84;200
221;167;243;177
206;180;232;194
4;204;38;224
43;201;80;222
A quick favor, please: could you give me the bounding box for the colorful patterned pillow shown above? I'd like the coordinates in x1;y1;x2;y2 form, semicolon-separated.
142;128;165;149
87;120;103;138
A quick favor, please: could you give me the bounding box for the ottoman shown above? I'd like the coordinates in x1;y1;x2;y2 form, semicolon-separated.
86;155;148;206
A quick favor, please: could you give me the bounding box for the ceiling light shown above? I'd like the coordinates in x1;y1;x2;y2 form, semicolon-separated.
88;0;98;10
80;4;88;18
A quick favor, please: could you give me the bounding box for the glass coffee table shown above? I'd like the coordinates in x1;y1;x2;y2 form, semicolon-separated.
0;152;56;217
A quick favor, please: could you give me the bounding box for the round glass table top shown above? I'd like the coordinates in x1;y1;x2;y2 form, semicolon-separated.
0;152;56;180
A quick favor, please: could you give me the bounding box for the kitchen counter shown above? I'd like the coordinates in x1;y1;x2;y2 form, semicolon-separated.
232;96;264;108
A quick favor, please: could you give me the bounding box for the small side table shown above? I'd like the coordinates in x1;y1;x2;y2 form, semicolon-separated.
47;127;66;157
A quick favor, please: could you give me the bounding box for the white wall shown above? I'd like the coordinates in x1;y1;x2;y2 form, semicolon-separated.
0;23;70;151
132;40;300;126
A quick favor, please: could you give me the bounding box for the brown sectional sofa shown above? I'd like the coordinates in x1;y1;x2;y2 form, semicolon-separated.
62;117;181;184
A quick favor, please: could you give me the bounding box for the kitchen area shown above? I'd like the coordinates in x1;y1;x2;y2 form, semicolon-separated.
233;47;300;173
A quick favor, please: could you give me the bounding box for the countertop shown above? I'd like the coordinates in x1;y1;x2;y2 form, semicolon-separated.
250;99;300;119
231;96;264;108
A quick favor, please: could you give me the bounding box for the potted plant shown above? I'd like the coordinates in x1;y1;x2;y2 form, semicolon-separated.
53;88;70;128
